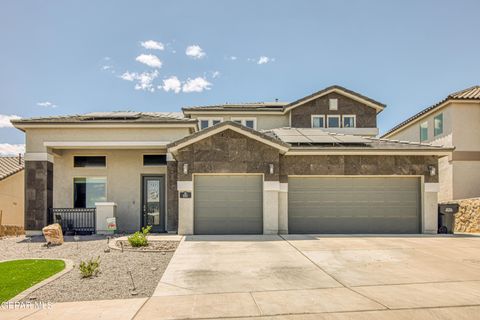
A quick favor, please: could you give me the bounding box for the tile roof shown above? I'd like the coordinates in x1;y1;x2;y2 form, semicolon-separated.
167;121;291;150
284;85;386;110
182;85;385;112
182;102;287;112
11;111;196;125
0;156;24;180
265;127;450;151
382;85;480;137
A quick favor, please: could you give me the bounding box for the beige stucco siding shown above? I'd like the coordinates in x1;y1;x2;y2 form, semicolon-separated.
188;113;289;130
53;149;168;232
25;127;192;153
0;171;24;227
386;102;480;201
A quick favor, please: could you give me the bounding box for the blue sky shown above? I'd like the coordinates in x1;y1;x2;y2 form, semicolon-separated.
1;0;479;154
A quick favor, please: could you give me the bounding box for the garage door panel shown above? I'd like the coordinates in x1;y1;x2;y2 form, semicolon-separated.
289;177;421;234
194;175;263;235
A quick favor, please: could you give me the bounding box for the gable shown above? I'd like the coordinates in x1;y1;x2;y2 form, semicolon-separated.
167;121;290;155
289;92;377;128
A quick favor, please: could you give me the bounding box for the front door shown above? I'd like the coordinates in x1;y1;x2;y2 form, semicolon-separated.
142;176;165;232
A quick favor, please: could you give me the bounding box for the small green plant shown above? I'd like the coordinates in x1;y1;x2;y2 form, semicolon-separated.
128;225;152;247
79;256;101;278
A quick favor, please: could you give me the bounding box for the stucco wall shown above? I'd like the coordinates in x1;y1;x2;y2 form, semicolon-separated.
187;113;289;131
25;127;192;153
290;92;377;128
53;149;169;232
0;171;24;227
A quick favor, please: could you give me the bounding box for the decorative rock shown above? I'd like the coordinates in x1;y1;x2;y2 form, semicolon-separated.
441;198;480;233
42;223;64;245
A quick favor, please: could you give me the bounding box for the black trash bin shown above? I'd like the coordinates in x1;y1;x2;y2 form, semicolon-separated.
438;203;459;234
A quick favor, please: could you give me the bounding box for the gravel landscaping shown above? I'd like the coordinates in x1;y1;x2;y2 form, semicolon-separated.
117;240;179;252
0;235;177;303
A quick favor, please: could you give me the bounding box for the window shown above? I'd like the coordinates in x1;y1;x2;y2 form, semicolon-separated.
198;118;223;130
434;113;443;136
420;121;428;142
342;115;356;128
74;156;106;168
231;118;257;129
200;120;209;130
327;115;340;128
74;177;107;208
143;154;167;166
311;115;325;128
329;99;338;110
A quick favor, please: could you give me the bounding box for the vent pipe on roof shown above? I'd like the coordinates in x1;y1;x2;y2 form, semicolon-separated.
18;153;22;165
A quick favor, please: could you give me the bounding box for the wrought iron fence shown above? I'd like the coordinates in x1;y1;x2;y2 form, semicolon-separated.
48;208;96;235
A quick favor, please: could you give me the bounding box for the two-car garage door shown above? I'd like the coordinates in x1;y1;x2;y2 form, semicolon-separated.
288;177;421;234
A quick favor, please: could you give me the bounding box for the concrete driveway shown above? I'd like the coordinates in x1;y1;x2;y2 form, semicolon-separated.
135;234;480;319
6;235;480;319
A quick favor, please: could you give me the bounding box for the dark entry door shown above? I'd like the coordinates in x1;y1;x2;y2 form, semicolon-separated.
142;176;165;232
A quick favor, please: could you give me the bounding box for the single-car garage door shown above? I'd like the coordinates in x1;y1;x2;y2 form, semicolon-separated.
288;177;421;234
194;175;263;234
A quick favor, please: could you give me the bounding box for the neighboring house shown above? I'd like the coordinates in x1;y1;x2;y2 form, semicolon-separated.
382;86;480;202
12;85;452;236
0;156;25;227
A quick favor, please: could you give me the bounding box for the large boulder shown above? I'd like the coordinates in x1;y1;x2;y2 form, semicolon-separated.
42;223;64;245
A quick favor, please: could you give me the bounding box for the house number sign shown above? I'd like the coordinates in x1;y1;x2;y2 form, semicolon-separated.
179;191;192;199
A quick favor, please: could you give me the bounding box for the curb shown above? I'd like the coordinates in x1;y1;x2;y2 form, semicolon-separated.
2;258;75;303
108;237;183;253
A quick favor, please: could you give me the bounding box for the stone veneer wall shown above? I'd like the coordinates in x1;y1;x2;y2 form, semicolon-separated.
441;198;480;233
279;155;439;183
167;160;178;232
290;92;377;128
174;129;280;181
25;161;53;230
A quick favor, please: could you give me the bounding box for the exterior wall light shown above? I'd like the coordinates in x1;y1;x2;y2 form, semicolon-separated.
428;165;436;176
269;164;274;174
183;163;188;175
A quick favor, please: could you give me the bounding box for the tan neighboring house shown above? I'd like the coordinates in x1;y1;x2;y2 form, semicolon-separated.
0;156;25;227
382;86;480;202
12;85;452;236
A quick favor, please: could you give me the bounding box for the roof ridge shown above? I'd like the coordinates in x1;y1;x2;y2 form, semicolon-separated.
449;85;480;97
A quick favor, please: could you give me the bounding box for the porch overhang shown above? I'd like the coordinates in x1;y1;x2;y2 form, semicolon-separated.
43;141;171;149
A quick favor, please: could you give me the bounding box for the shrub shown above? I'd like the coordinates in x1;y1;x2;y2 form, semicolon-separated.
128;225;152;247
79;256;101;278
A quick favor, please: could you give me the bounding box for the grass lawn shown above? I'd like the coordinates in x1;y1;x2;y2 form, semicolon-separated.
0;259;65;303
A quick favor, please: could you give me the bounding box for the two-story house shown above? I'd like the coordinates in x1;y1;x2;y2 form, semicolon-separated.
12;85;451;236
382;86;480;202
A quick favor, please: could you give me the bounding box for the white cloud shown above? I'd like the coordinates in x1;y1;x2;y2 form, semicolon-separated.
0;143;25;156
119;71;159;92
120;71;136;81
102;65;112;70
0;114;21;127
161;76;182;94
185;45;206;59
135;54;162;68
229;56;237;60
182;77;211;93
257;56;271;64
141;40;164;50
103;56;111;61
36;101;57;108
212;71;221;79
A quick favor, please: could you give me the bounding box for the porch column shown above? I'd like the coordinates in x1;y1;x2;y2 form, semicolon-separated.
424;183;439;234
24;153;54;235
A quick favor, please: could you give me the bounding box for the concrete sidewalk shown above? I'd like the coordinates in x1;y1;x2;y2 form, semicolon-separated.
3;235;480;319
